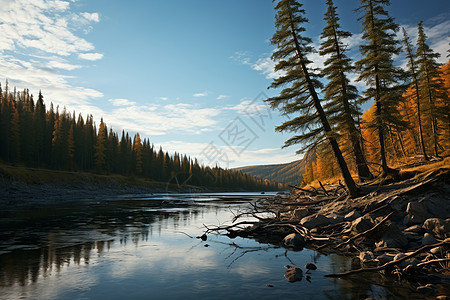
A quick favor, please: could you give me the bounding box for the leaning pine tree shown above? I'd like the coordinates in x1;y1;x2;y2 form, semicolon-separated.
355;0;406;176
266;0;358;197
319;0;373;181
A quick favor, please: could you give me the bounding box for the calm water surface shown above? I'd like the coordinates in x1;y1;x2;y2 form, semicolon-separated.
0;192;439;299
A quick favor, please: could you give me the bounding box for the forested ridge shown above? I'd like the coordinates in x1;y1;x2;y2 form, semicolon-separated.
0;84;283;191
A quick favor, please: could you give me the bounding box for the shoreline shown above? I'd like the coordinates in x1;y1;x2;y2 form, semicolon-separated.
207;163;450;294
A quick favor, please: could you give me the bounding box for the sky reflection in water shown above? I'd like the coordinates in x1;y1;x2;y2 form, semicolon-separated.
0;193;433;299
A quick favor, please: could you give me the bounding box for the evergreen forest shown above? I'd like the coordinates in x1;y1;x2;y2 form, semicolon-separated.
0;84;283;191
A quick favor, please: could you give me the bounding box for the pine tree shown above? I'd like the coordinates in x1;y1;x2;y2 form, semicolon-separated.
94;118;107;172
9;102;21;163
355;0;406;176
34;91;46;166
401;27;428;160
416;21;449;157
319;0;373;181
133;133;143;175
267;0;358;197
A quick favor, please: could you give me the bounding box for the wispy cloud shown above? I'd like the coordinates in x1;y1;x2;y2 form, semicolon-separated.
78;52;103;61
193;92;208;97
217;94;229;100
80;12;100;23
159;97;169;101
0;0;103;108
103;103;221;136
109;98;137;106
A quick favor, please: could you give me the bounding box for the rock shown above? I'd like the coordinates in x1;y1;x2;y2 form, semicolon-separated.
430;246;445;256
305;262;317;271
423;194;450;219
283;233;305;249
392;253;420;268
404;232;423;242
293;208;309;219
284;265;303;282
350;215;374;235
403;201;427;225
404;225;424;234
376;253;395;265
422;233;438;246
300;214;331;229
423;218;450;239
436;296;449;300
375;221;408;248
327;213;344;224
344;210;361;221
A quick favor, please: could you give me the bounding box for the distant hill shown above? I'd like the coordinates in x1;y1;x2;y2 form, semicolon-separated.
236;150;316;186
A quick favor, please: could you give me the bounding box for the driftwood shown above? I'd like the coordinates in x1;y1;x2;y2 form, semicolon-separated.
318;181;329;196
325;238;450;277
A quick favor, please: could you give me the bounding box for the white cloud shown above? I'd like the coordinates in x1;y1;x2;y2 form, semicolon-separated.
78;52;103;61
0;0;99;56
193;92;208;97
217;94;229;100
0;55;103;107
159;97;169;101
47;60;81;70
252;56;283;79
109;98;137;107
81;12;99;23
102;103;221;137
0;0;104;109
159;140;297;169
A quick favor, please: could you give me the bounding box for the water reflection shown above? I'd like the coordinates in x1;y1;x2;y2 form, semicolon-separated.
0;193;445;300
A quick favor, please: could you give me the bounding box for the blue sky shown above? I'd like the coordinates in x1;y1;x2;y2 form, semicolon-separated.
1;0;449;168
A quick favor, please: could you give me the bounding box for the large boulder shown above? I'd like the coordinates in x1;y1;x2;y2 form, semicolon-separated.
423;218;450;239
300;214;330;229
375;221;408;248
350;215;374;235
403;201;427;225
284;265;303;282
283;233;305;249
422;233;438;246
293;208;309;219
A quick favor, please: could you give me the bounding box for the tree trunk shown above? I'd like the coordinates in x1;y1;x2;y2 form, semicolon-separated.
287;7;358;198
331;23;373;182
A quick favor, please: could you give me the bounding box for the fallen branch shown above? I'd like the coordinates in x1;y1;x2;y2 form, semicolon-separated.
289;185;316;194
325;238;450;277
416;258;450;268
318;181;329;196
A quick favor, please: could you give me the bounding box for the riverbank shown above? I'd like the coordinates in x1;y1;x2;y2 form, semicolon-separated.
0;164;208;210
208;157;450;296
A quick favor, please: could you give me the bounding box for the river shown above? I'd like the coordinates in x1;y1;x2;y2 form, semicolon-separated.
0;192;432;299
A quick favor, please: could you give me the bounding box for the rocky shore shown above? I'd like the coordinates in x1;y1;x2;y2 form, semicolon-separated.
208;163;450;297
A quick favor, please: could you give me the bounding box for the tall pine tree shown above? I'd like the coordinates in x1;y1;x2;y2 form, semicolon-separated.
355;0;405;176
319;0;373;181
416;21;449;157
267;0;358;197
401;27;428;160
